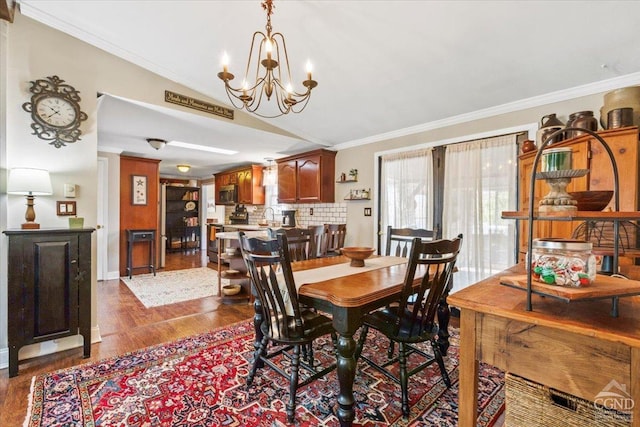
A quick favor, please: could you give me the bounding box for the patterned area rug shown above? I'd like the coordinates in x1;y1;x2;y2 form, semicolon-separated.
120;267;223;307
25;321;504;426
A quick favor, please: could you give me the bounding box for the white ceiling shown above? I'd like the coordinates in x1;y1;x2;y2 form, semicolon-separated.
17;0;640;178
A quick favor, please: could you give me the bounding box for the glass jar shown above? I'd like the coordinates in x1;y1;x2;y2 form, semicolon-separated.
530;238;595;287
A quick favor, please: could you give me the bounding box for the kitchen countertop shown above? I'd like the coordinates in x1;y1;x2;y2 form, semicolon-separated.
216;230;269;240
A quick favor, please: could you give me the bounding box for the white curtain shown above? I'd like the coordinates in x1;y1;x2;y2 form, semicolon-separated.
443;134;518;293
380;148;434;248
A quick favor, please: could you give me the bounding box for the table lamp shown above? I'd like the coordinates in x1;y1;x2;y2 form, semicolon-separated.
8;168;53;229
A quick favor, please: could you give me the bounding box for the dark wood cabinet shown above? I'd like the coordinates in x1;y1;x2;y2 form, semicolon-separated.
165;185;200;252
276;149;336;203
3;228;94;377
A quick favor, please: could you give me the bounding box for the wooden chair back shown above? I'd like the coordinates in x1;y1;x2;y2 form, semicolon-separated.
324;224;347;256
394;234;462;339
238;232;303;339
307;225;326;258
385;225;439;257
268;227;316;261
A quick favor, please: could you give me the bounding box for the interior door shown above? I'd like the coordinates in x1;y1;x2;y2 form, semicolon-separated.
97;157;108;280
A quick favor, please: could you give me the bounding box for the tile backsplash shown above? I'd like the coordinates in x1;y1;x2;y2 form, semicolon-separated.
222;203;347;226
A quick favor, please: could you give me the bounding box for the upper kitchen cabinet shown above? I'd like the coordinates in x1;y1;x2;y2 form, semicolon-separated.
237;165;265;205
277;149;336;203
215;165;265;205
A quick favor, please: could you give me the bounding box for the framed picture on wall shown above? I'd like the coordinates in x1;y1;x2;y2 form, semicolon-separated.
132;175;147;205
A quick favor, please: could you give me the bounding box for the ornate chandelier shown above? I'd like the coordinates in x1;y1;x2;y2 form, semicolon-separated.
217;0;317;118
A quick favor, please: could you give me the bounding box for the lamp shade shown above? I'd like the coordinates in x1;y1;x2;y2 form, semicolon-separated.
8;168;53;195
177;164;191;173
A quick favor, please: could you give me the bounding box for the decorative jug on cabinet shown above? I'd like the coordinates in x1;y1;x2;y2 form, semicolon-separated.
536;113;565;146
521;139;537;153
565;111;597;138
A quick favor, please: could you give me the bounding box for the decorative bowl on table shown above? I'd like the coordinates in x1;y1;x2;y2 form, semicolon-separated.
340;247;375;267
222;284;241;296
568;190;614;211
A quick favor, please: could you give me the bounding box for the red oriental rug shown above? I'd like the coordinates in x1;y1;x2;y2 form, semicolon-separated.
25;320;504;426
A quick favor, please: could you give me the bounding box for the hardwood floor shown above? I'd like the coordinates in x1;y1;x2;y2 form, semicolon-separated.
0;250;254;426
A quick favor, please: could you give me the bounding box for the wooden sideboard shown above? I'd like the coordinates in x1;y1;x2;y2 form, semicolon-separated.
448;263;640;427
4;228;94;377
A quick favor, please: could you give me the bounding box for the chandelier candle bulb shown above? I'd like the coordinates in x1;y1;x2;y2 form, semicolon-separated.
222;52;229;73
306;61;313;80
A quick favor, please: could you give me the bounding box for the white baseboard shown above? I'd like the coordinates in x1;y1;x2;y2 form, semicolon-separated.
106;270;121;280
0;326;102;371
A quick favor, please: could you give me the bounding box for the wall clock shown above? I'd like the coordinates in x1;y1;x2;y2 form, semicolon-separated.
22;75;88;148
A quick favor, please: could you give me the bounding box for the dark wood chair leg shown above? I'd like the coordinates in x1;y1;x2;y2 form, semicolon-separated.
437;295;451;355
287;345;302;423
253;296;265;368
398;342;410;418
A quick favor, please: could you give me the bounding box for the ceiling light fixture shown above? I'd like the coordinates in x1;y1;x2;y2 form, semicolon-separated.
177;164;191;173
146;138;167;150
263;158;277;187
168;140;237;155
217;0;317;118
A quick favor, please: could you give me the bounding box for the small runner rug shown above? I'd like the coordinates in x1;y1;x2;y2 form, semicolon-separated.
24;321;504;426
120;267;222;308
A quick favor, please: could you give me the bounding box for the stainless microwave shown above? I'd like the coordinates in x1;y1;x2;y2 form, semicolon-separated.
219;184;237;205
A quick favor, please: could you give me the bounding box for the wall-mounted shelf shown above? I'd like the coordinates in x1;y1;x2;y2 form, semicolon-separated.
337;179;358;183
344;196;371;201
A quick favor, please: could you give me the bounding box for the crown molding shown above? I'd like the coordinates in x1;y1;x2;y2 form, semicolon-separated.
335;72;640;151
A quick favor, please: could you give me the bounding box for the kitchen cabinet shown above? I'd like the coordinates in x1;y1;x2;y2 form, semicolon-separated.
3;228;94;377
237;165;265;205
517;126;639;260
276;149;336;203
215;165;264;205
165;185;200;252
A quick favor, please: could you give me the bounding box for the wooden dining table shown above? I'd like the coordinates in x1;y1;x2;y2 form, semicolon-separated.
249;255;451;426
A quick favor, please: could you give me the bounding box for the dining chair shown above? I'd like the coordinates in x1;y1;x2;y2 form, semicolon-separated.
355;234;463;418
308;224;327;258
323;223;347;257
385;225;439;257
267;227;317;261
239;232;337;424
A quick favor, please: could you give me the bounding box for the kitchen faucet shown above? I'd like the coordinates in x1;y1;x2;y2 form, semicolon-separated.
263;207;275;223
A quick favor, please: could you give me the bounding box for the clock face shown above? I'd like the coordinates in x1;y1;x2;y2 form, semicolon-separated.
35;96;78;128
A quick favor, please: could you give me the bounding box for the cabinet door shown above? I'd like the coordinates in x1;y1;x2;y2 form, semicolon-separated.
215;175;225;205
589;128;638;212
297;155;322;202
237;169;252;204
23;235;79;342
278;160;298;203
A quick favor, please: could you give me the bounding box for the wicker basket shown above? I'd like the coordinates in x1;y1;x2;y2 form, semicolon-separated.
505;373;631;427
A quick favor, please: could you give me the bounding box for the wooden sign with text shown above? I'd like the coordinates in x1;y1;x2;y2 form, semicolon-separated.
165;90;234;120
